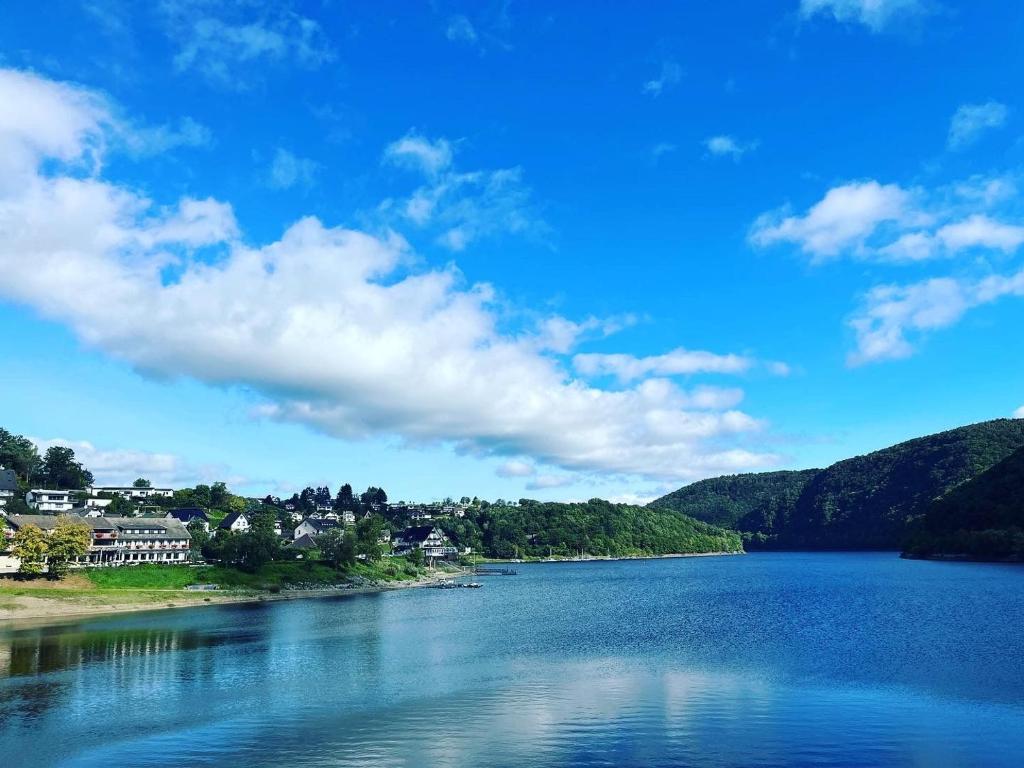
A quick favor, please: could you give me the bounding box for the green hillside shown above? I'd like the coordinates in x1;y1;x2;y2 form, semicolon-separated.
437;498;744;559
649;419;1024;550
904;446;1024;560
645;470;819;532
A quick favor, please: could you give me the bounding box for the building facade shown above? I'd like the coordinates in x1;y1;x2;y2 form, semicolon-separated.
2;514;191;566
26;489;77;512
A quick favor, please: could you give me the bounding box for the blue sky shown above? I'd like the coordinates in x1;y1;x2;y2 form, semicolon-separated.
0;0;1022;502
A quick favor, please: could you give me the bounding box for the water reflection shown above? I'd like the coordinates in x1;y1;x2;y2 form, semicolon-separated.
1;555;1023;767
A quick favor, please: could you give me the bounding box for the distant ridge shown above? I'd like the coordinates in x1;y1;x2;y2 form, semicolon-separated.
649;419;1024;550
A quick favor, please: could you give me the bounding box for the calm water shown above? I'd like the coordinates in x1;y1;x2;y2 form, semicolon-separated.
2;553;1024;767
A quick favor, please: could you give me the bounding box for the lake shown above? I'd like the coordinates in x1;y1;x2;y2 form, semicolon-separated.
2;553;1024;767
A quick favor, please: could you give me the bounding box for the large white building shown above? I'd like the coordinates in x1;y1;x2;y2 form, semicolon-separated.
2;514;191;566
26;489;77;513
89;485;174;500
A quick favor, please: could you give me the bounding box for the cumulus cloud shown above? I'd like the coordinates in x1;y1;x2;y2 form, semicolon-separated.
0;67;778;483
381;132;545;251
160;0;334;88
799;0;929;31
1014;406;1024;419
496;459;535;478
643;59;682;97
267;147;318;190
948;101;1009;150
753;176;1024;263
848;270;1024;364
750;181;912;260
703;135;759;160
573;349;753;382
30;437;221;487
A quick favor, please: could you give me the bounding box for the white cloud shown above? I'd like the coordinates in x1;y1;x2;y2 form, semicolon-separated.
496;459;535;478
160;1;334;88
1013;406;1024;419
750;181;912;260
573;349;753;383
0;67;778;483
703;135;759;160
849;270;1024;364
30;437;213;487
383;132;454;177
643;59;682;97
799;0;929;31
936;214;1024;252
381;133;544;251
122;116;212;156
948;101;1009;150
651;142;677;160
268;147;318;190
446;15;478;44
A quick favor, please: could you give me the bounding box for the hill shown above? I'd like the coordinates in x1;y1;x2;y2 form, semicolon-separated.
649;419;1024;550
904;445;1024;560
437;498;744;559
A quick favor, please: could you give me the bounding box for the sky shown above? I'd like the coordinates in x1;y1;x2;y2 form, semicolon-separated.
0;0;1022;503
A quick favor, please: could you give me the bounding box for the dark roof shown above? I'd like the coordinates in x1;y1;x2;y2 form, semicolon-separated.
395;525;437;544
301;517;339;532
218;510;248;530
0;469;17;492
290;533;319;549
168;507;210;523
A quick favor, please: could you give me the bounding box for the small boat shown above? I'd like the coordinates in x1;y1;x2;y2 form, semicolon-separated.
463;582;483;589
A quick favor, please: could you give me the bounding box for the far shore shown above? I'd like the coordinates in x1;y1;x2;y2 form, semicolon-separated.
0;570;457;627
472;550;745;565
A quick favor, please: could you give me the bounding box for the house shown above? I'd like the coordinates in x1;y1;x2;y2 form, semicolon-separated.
84;497;113;513
409;508;433;522
392;525;456;560
89;485;174;500
218;511;250;534
26;489;77;512
2;514;191;567
0;468;17;508
165;507;210;532
293;517;340;540
341;510;356;526
290;533;319;550
310;509;340;522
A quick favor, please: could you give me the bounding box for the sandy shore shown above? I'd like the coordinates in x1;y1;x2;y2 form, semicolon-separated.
0;570;456;627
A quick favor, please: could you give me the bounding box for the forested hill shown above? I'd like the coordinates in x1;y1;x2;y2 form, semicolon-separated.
437;498;744;559
649;419;1024;550
905;445;1024;560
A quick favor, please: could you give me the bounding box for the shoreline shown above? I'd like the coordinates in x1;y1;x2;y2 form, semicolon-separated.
0;570;456;628
472;550;744;565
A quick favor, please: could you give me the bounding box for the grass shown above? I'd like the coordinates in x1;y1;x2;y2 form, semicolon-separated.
19;557;430;594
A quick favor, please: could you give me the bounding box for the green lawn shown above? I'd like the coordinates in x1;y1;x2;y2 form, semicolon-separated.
79;558;427;592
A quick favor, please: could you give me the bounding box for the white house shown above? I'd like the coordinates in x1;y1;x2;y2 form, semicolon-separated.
217;511;250;534
26;489;77;512
89;485;174;500
293;517;339;540
341;510;356;526
392;525;456;560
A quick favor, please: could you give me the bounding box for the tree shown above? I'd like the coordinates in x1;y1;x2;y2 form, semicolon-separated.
12;524;47;576
210;481;229;509
319;527;357;568
0;428;40;480
356;514;385;561
46;517;92;577
334;483;356;511
406;546;425;567
132;478;151;488
107;496;136;517
192;484;212;509
187;519;210;553
39;446;93;489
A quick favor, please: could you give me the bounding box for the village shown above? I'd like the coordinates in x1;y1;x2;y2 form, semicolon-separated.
0;467;477;574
